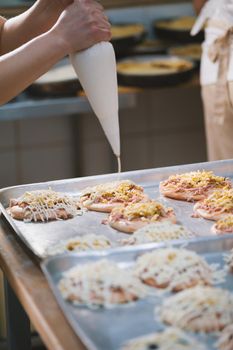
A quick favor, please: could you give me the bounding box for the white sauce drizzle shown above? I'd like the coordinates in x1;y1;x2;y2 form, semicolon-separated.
117;155;122;173
159;286;233;331
134;248;225;291
59;259;146;308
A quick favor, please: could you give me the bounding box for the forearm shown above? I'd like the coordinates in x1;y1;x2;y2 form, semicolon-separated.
193;0;207;14
1;0;66;54
0;31;67;105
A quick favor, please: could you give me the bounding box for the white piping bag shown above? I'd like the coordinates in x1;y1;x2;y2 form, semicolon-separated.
70;42;121;158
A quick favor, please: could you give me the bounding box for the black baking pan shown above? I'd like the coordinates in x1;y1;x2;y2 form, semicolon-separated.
168;43;202;67
117;55;196;88
127;39;168;56
153;16;204;43
27;62;82;97
111;23;146;57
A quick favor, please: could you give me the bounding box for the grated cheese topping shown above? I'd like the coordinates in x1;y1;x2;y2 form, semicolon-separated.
111;201;173;222
161;171;231;191
160;286;233;331
121;327;207;350
58;259;146;308
214;215;233;232
80;180;145;204
11;189;82;222
46;234;112;256
216;324;233;350
199;189;233;212
121;222;194;245
134;248;225;291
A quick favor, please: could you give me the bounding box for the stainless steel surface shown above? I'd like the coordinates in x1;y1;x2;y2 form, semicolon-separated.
0;93;136;121
41;236;233;350
0;159;233;258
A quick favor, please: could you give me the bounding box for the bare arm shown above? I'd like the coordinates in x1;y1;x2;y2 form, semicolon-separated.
0;0;111;105
193;0;207;14
0;0;73;54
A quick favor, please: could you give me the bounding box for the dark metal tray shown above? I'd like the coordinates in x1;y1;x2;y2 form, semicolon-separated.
153;18;204;43
117;55;196;88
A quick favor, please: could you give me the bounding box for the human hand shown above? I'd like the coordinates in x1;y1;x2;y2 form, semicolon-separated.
51;0;111;54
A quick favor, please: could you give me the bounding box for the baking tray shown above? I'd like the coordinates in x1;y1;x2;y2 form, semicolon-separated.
41;236;233;350
168;44;201;66
27;59;82;97
127;39;168;56
1;159;233;259
153;18;204;43
110;23;146;57
117;55;196;88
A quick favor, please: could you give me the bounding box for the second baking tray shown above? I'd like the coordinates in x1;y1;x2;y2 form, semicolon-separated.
0;159;233;258
42;236;233;350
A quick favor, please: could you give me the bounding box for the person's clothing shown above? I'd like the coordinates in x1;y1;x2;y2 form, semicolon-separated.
194;0;233;160
202;84;233;160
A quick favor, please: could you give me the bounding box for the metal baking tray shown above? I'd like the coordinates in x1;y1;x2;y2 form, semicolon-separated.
153;17;204;43
41;236;233;350
0;159;233;259
117;55;196;88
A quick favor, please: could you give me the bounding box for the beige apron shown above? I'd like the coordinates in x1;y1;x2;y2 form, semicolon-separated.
201;20;233;160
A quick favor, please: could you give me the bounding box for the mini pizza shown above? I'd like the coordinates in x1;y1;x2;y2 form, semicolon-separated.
160;286;233;332
47;234;112;256
80;180;148;213
108;200;176;234
8;189;82;222
216;324;233;350
121;222;194;245
212;215;233;234
160;170;231;202
134;248;223;292
59;259;146;307
224;249;233;272
121;327;207;350
193;189;233;221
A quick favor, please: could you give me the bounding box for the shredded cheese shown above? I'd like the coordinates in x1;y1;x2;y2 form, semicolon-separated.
214;215;233;232
58;259;146;308
80;180;145;205
199;189;233;212
122;222;194;245
216;324;233;350
111;201;173;222
160;286;233;332
10;189;82;222
47;234;112;256
134;248;225;291
121;327;207;350
162;170;230;189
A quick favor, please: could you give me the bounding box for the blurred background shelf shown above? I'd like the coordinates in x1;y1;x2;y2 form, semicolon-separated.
0;0;191;16
0;93;137;121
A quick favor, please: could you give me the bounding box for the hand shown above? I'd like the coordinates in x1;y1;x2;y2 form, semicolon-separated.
51;0;111;54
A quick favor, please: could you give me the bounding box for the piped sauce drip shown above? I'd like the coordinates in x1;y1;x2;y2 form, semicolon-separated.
117;156;122;173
